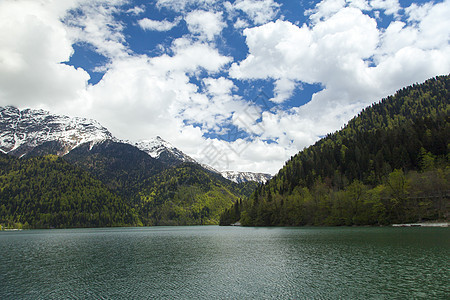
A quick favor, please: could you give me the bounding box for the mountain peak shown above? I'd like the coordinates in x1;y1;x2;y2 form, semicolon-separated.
0;106;113;156
134;136;196;163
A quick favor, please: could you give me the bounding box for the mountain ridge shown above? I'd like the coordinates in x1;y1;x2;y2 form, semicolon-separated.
0;106;113;157
0;106;269;183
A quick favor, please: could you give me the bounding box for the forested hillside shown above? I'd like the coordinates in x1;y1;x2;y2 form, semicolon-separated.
138;163;244;225
0;141;255;228
65;141;255;226
64;140;165;200
221;75;449;226
0;154;140;229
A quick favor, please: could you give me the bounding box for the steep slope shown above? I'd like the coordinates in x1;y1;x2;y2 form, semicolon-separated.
0;106;112;157
0;106;271;184
0;154;140;229
64;139;165;201
221;75;449;226
133;136;196;166
138;162;245;225
135;137;272;183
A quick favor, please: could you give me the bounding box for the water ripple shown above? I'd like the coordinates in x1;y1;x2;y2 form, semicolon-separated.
0;227;448;299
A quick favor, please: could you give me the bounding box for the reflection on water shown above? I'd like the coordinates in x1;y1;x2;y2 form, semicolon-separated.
1;226;449;299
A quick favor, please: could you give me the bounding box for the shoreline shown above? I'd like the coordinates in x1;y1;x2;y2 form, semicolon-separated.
392;222;448;227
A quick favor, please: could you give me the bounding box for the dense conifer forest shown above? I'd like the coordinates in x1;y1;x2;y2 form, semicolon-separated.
221;75;449;226
0;148;256;228
138;163;254;225
0;154;139;229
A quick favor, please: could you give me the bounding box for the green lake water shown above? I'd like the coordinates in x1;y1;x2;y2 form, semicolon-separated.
0;226;449;299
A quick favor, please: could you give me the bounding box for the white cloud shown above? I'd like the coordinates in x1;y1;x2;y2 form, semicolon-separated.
348;0;371;11
155;0;216;12
127;5;145;15
370;0;400;16
230;0;450;163
307;0;400;22
64;0;129;59
152;38;232;74
185;10;226;41
227;0;281;25
138;17;180;31
272;78;297;103
233;18;250;29
306;0;346;22
203;77;236;96
405;2;433;22
0;0;90;108
63;36;238;158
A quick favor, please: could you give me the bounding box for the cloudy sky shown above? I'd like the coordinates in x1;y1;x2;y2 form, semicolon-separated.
0;0;449;174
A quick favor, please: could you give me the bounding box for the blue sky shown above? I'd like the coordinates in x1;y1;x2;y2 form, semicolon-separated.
0;0;449;174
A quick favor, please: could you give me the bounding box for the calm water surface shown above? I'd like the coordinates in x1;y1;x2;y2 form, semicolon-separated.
0;226;449;299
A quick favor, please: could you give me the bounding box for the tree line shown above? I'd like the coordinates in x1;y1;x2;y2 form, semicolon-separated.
221;75;449;226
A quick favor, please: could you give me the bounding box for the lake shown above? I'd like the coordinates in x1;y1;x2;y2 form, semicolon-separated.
0;226;449;299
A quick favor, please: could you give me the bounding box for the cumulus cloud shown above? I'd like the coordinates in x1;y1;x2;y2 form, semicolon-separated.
185;10;226;40
370;0;400;16
64;0;129;59
306;0;347;22
230;0;450;163
0;0;90;108
138;17;181;31
226;0;281;25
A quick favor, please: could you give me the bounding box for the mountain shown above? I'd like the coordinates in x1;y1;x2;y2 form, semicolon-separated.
221;75;449;226
0;106;269;184
138;163;240;225
221;171;272;184
0;106;267;227
134;137;272;183
133;136;196;166
64;139;165;201
0;106;113;157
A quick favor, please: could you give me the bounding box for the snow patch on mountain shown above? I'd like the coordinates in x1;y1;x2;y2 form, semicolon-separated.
0;106;273;184
133;136;196;163
0;106;113;156
221;170;272;184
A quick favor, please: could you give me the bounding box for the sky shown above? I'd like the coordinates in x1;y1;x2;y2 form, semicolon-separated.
0;0;449;174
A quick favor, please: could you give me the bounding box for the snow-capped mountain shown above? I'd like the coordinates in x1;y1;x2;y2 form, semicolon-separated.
134;137;196;163
221;171;272;184
0;106;272;184
134;138;270;183
0;106;113;157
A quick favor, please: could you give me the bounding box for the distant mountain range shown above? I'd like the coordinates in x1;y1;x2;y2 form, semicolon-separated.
0;105;269;228
0;106;271;183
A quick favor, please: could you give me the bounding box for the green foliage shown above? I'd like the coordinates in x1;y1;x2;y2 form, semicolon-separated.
138;163;240;225
64;141;251;226
0;149;250;228
224;75;450;226
64;140;165;202
0;154;140;229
